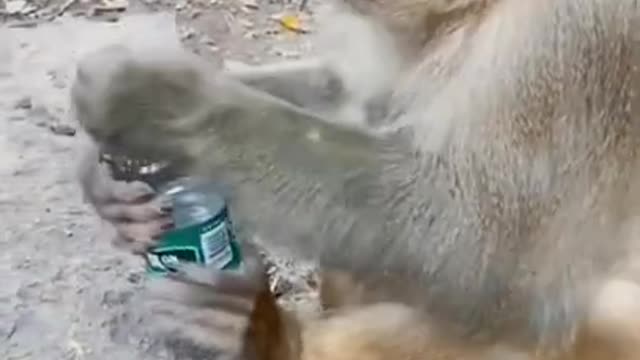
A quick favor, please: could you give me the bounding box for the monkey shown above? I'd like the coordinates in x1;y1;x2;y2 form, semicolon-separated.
72;0;640;359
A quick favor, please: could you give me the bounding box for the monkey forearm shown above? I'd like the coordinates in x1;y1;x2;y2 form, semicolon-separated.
224;58;346;113
175;74;386;259
181;72;383;178
222;59;391;129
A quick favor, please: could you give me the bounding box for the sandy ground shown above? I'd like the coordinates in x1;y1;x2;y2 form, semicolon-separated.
0;1;319;358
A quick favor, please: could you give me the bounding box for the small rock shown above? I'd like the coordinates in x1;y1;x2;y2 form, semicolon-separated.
16;281;40;301
238;18;254;29
102;290;133;307
3;320;18;340
96;13;120;22
272;48;302;59
174;1;186;11
49;123;76;136
30;104;59;125
179;26;196;40
5;0;27;14
223;59;253;73
15;257;33;270
126;272;142;284
13;96;32;110
242;0;258;10
243;31;258;39
47;70;67;89
199;35;216;46
8;114;25;121
39;292;60;303
92;0;129;13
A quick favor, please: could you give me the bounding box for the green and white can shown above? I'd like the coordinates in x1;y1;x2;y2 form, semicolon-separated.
145;177;243;276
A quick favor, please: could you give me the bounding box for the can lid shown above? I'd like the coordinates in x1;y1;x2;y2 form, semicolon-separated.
160;177;227;227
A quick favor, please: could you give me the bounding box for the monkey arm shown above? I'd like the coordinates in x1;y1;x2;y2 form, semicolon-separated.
224;59;346;114
72;43;397;260
223;58;392;129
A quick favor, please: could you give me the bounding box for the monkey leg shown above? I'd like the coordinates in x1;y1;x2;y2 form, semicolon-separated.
318;270;368;311
302;303;431;360
300;302;532;360
314;271;640;360
146;258;509;360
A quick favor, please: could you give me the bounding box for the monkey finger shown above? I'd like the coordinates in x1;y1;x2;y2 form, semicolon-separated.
79;159;117;204
81;160;153;205
168;262;267;298
110;220;173;254
122;220;172;240
110;180;158;204
145;277;254;315
149;303;247;355
112;233;158;255
156;265;260;303
100;201;172;223
229;241;269;282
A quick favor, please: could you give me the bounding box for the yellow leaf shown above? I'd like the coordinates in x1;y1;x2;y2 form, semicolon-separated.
279;14;304;33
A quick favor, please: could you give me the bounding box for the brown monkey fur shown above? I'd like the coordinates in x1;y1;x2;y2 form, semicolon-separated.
73;0;640;359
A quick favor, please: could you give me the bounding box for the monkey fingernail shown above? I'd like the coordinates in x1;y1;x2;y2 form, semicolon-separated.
133;192;156;204
161;221;175;231
112;182;155;204
156;196;173;212
160;204;173;214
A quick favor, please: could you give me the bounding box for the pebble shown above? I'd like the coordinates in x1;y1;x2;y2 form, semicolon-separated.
13;96;32;110
49;123;76;136
9;114;26;121
101;290;133;308
241;0;258;11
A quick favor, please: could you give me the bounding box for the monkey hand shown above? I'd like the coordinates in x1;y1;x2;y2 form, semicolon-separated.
144;246;300;360
78;145;174;254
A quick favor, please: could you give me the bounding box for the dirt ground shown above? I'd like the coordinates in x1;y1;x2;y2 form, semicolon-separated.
1;1;320;358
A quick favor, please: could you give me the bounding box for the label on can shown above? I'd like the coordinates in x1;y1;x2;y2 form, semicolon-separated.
145;179;242;276
199;214;234;267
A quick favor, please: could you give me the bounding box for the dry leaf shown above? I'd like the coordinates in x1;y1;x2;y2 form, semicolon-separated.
278;13;306;34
